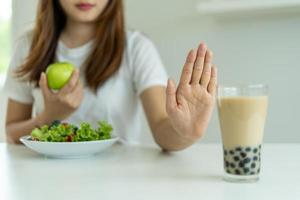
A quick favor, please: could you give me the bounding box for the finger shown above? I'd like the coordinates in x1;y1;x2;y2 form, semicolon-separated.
200;50;213;88
75;81;84;104
179;49;196;85
59;69;80;95
69;77;81;93
76;81;84;100
208;65;218;95
72;79;83;97
191;43;207;84
39;73;51;98
67;80;84;107
166;78;177;114
67;79;83;97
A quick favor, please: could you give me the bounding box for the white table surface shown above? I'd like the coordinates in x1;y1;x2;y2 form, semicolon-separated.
0;143;299;200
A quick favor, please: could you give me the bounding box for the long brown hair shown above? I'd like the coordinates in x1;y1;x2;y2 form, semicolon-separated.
16;0;125;91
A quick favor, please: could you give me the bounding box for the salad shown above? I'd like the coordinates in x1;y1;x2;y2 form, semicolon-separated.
30;120;113;142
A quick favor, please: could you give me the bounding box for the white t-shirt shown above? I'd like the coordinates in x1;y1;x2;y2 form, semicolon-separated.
3;30;168;144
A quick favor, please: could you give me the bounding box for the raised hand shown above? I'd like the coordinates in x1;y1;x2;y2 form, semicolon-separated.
166;43;217;142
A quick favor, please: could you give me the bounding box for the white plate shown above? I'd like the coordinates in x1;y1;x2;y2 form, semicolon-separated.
20;135;118;159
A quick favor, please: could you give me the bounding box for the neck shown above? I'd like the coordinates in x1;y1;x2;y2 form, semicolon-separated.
61;19;97;48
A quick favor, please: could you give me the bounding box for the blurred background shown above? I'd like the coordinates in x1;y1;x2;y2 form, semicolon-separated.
1;0;300;144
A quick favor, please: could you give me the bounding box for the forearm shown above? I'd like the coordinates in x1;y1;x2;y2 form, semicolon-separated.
6;113;51;144
152;117;197;151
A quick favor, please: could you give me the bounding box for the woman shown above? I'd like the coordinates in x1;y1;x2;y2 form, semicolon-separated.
4;0;217;151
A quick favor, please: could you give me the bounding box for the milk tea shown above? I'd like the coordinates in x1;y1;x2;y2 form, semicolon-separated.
218;96;268;176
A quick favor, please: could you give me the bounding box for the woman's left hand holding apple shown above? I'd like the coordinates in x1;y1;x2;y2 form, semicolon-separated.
37;69;84;125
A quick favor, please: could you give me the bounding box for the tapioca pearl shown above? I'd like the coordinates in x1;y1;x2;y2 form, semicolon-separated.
224;150;228;156
245;147;251;152
225;161;230;167
235;147;242;151
243;168;250;174
238;161;244;168
251;163;256;169
243;158;251;164
230;163;236;168
234;169;241;175
240;152;247;158
250;171;256;175
257;168;261;173
233;156;240;162
253;156;258;161
259;144;262;149
226;169;231;173
253;148;258;153
229;150;234;155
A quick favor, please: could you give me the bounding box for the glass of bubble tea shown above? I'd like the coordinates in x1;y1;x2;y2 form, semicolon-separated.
217;84;268;183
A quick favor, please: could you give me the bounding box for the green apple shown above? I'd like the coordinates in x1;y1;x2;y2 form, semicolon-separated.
46;62;74;90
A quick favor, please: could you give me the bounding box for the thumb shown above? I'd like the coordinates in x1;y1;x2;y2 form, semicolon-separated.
166;78;177;113
39;72;51;98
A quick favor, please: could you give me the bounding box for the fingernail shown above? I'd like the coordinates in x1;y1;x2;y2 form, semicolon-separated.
40;73;45;80
187;49;196;61
169;77;175;84
199;42;206;49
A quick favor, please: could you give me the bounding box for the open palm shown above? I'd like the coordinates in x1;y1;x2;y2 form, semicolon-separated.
166;43;217;141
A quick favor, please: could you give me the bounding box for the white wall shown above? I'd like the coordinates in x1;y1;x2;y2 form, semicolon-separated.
2;0;300;143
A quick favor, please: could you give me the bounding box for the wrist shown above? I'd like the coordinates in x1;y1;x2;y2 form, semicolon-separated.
35;112;53;127
154;117;197;151
164;117;195;144
168;117;199;144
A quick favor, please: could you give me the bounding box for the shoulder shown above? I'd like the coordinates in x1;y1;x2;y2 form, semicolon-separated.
3;31;35;103
13;30;33;52
125;30;157;54
124;30;161;71
126;29;151;44
10;31;33;68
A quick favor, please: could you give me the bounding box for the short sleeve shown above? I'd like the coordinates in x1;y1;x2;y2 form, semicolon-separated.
3;34;34;104
129;32;168;96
